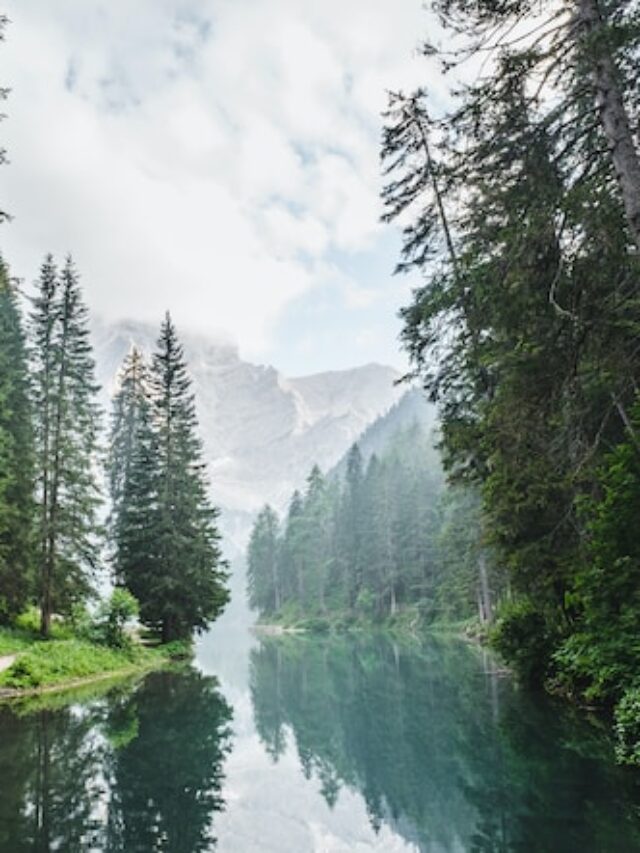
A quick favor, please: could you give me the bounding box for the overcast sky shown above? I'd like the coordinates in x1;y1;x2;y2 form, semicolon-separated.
1;0;438;375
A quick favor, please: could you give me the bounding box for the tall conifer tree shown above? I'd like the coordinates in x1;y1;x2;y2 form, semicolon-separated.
147;313;228;641
31;256;102;635
107;347;152;585
0;257;34;620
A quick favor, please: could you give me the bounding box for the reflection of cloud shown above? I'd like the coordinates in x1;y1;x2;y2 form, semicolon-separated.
2;0;431;361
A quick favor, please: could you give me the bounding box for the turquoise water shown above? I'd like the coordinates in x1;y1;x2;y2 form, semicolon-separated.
1;626;640;851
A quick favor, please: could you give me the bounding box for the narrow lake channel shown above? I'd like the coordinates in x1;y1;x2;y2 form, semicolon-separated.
2;616;640;852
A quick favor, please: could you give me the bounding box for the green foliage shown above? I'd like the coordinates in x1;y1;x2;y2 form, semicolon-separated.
159;638;194;660
0;639;141;690
30;255;102;636
0;626;33;656
380;0;640;757
491;599;554;685
551;402;640;704
614;687;640;766
0;257;35;622
247;425;499;628
90;588;139;650
106;315;229;643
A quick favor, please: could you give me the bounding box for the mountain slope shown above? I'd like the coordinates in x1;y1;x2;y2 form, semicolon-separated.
331;388;438;480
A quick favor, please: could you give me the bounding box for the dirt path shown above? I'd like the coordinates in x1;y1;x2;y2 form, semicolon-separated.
0;655;16;673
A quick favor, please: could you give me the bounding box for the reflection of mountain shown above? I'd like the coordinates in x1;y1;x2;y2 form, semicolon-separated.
248;634;640;853
92;319;403;536
0;670;232;852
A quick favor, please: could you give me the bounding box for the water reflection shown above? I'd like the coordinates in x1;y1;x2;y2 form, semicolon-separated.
249;634;640;852
0;670;232;852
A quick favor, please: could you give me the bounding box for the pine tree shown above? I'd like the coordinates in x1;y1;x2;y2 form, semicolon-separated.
382;3;640;685
146;313;229;642
107;347;151;585
0;257;34;621
301;465;331;613
30;255;58;632
31;256;102;636
281;490;305;608
114;393;160;622
341;446;365;609
247;505;280;615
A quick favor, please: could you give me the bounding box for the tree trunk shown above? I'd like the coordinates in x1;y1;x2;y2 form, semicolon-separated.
478;552;493;625
41;297;71;638
577;0;640;250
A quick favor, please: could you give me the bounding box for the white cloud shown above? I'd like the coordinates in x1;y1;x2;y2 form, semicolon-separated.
1;0;431;361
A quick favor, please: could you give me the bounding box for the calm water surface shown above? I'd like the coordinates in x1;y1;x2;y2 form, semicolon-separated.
1;620;640;852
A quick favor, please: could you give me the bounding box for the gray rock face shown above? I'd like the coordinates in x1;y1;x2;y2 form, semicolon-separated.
93;319;403;532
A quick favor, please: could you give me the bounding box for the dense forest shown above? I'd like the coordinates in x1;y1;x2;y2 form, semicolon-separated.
245;0;640;762
247;421;499;629
0;253;228;644
378;0;640;754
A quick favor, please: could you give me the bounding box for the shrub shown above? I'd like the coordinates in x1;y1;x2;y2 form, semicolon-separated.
91;589;140;649
614;687;640;766
490;598;553;685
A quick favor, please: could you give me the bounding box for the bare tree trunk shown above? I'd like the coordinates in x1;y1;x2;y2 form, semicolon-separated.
577;0;640;250
478;552;493;625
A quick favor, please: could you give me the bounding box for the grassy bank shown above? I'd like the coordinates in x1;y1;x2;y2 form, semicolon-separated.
0;622;188;696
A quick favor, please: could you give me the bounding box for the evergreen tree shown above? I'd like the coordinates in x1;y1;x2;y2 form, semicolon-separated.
247;505;280;615
381;0;640;695
145;313;228;641
106;347;152;586
244;423;488;626
280;490;305;606
31;256;102;636
0;257;34;621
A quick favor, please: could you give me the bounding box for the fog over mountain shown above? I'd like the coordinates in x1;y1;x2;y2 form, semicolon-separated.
93;318;404;548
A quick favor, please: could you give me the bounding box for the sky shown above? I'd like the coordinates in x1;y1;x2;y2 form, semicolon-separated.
0;0;439;376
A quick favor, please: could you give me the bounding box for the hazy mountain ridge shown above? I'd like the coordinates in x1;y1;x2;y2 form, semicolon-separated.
92;319;404;546
331;388;437;481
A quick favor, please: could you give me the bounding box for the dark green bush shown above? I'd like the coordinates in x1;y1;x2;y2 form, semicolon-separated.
614;687;640;766
490;598;554;685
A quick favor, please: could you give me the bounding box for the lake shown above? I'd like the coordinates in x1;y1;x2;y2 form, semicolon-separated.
1;621;640;852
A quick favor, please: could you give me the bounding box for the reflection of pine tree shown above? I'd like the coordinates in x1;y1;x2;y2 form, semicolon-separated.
0;703;108;852
0;671;233;853
248;635;640;850
105;670;232;852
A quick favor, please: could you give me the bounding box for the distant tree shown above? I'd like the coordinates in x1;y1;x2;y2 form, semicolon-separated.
0;257;34;621
280;490;305;606
106;347;152;585
247;505;281;615
339;445;364;608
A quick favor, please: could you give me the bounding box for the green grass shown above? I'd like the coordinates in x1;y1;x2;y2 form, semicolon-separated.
0;638;160;691
0;626;35;656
